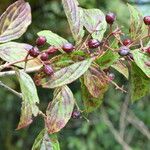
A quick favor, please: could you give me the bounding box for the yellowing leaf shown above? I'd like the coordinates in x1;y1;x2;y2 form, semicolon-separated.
45;86;74;134
32;129;60;150
0;42;42;69
81;8;107;41
62;0;84;44
16;69;39;130
41;59;93;88
0;0;31;43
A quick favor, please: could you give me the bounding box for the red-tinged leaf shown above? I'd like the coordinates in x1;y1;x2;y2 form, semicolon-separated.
112;61;129;79
81;67;109;113
16;69;39;130
62;0;84;44
131;49;150;78
84;67;109;98
0;42;42;69
0;0;31;43
40;59;93;89
81;8;107;41
32;129;60;150
128;4;146;40
130;63;150;102
45;86;74;134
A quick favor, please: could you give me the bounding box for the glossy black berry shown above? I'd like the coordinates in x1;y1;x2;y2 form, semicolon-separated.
43;65;54;75
46;46;58;55
143;16;150;25
62;43;74;53
88;39;101;49
106;12;116;24
36;36;47;46
40;52;49;61
118;46;130;56
123;39;132;46
29;47;40;57
72;110;81;119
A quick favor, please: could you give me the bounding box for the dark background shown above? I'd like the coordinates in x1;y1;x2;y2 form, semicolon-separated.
0;0;150;150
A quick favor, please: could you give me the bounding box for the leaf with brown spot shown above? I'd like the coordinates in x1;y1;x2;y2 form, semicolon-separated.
0;0;31;43
32;129;60;150
0;42;42;69
40;59;93;89
130;63;150;102
45;86;74;134
81;67;109;113
16;69;39;130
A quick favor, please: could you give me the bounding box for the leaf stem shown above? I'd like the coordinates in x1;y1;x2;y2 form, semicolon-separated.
0;81;22;98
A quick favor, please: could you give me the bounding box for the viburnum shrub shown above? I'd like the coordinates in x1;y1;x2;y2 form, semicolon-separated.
0;0;149;149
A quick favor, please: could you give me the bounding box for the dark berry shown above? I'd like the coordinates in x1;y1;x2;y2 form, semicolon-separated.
62;43;74;53
146;47;150;54
43;65;54;75
46;46;58;55
106;12;116;24
40;52;49;61
108;73;115;80
118;46;130;56
143;16;150;25
123;39;132;46
29;47;40;57
88;39;101;49
72;110;81;119
36;36;47;46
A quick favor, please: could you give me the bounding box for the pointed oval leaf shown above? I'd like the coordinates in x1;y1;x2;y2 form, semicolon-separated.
16;69;39;129
81;8;107;41
37;30;68;49
130;63;150;102
62;0;84;44
131;49;150;78
0;0;31;43
128;4;145;40
0;42;42;69
45;86;74;133
41;59;93;88
95;50;119;70
84;67;109;98
32;129;60;150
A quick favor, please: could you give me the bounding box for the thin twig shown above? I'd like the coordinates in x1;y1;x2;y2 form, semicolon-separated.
0;66;41;77
101;107;133;150
0;81;22;98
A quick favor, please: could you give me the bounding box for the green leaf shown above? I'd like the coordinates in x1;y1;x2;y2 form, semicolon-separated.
41;59;93;88
45;86;74;133
0;42;42;69
95;50;119;70
130;63;150;102
112;61;129;79
131;49;150;78
0;0;31;43
128;4;145;40
37;30;68;50
16;69;39;130
62;0;84;44
32;129;60;150
81;8;107;41
81;67;108;113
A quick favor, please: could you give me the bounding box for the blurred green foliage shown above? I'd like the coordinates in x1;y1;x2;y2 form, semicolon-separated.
0;0;150;150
